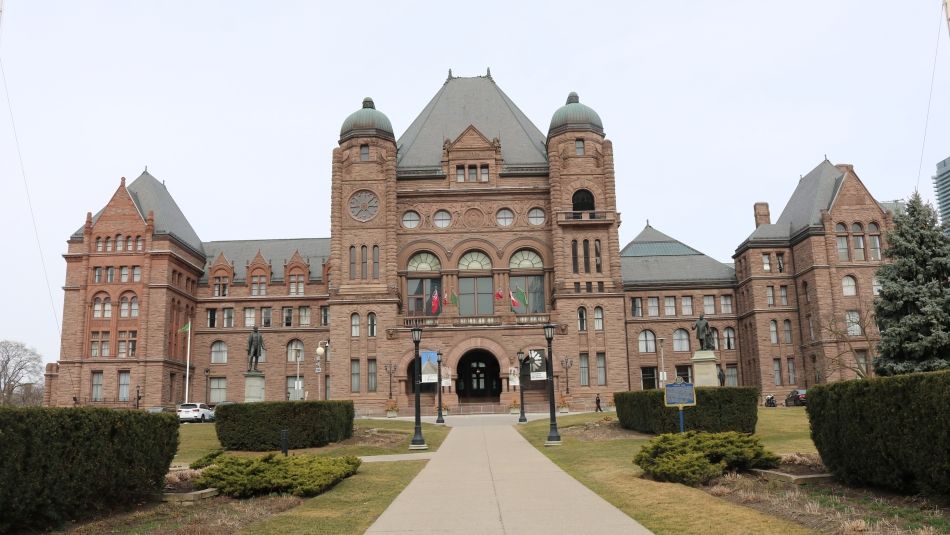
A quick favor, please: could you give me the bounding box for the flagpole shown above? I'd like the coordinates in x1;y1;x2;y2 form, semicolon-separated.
184;320;192;403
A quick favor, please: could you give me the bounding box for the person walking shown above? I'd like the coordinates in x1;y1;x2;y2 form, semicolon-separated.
595;393;603;412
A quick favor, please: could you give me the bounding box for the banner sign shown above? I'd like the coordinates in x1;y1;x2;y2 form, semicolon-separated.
508;367;520;387
529;349;547;380
421;350;439;383
441;367;452;387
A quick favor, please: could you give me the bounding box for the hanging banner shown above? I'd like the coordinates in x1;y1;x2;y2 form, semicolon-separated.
441;366;452;387
508;367;520;387
421;350;439;383
529;349;547;380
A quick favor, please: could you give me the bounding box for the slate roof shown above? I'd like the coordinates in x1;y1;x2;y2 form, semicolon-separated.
620;225;736;285
746;160;844;241
201;238;330;283
396;74;548;173
73;170;204;255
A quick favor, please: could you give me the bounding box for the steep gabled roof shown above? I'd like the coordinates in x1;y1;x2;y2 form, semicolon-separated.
73;170;204;254
747;160;844;241
621;224;736;285
396;74;548;172
201;238;330;283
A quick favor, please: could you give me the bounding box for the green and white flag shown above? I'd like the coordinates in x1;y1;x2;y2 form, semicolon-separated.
178;322;191;333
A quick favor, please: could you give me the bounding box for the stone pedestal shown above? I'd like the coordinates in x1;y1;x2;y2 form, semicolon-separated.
691;350;720;387
244;371;265;402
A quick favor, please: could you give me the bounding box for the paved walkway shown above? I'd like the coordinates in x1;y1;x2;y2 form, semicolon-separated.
365;415;652;535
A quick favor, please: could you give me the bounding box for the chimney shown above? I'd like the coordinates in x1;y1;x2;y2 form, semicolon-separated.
754;202;771;228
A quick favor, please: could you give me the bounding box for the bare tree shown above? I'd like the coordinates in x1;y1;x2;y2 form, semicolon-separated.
0;341;44;405
816;302;879;380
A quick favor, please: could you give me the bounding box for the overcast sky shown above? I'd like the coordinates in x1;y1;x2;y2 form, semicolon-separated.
1;1;948;366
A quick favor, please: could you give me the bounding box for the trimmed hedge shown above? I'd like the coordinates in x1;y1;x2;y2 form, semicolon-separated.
807;370;950;495
194;453;361;498
214;400;354;451
634;431;778;485
0;407;178;532
614;387;759;434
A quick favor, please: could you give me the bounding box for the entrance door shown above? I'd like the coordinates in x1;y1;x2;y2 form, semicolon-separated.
456;350;500;402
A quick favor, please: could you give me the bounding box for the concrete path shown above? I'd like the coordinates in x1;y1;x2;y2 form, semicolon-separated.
365;416;652;535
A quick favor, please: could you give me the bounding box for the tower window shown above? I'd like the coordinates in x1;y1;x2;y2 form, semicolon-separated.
360;144;369;161
575;139;584;156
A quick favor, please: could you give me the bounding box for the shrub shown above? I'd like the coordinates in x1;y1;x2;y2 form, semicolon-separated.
189;449;224;469
807;370;950;495
634;431;778;485
215;401;354;451
0;407;178;532
614;387;759;434
194;453;361;498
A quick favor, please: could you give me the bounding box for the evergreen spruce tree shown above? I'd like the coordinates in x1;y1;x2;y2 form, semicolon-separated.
874;192;950;375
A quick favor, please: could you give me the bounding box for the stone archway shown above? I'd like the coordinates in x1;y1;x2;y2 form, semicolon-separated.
456;349;501;403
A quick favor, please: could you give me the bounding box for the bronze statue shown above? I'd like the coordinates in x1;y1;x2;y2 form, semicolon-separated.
247;325;265;371
692;313;714;351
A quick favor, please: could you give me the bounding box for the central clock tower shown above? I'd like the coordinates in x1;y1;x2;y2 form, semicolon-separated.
327;97;399;404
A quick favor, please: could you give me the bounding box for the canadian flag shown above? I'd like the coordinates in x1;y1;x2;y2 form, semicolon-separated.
431;288;440;314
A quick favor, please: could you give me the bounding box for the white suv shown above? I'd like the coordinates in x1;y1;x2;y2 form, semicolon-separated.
177;403;213;423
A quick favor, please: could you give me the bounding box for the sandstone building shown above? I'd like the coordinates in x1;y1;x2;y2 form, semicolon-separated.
44;72;897;412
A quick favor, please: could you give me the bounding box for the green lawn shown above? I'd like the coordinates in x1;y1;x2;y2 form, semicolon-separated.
241;460;426;535
517;413;817;535
754;406;816;454
175;419;450;465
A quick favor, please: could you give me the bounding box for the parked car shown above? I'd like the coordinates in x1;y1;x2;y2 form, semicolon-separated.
177;403;214;423
209;401;235;421
784;389;807;406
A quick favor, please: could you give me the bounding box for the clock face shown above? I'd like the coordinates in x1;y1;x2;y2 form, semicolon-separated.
348;190;379;222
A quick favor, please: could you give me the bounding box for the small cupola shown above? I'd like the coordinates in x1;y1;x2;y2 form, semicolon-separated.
548;92;604;137
339;97;395;143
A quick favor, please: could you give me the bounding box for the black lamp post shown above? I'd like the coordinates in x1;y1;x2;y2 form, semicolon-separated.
543;323;562;446
409;327;427;450
384;361;396;399
436;351;445;424
560;357;573;395
204;368;210;403
517;350;527;423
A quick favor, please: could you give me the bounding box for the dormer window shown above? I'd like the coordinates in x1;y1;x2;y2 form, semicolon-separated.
456;165;465;182
575;139;585;156
359;144;369;161
480;165;489;182
468;166;477;182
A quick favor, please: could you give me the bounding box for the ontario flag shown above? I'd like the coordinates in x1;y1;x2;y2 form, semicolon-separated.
431;288;441;314
495;288;504;301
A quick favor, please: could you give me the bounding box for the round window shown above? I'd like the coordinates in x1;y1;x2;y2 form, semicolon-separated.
528;208;546;225
402;211;420;229
496;208;514;227
433;210;452;228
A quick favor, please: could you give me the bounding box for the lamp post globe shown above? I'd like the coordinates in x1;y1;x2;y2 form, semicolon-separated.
543;323;561;445
517;350;527;423
409;327;427;450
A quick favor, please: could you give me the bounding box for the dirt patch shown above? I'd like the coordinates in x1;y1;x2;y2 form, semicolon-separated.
559;416;650;441
335;426;407;448
706;470;950;534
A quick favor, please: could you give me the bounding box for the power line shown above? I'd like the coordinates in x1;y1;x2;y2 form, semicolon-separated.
0;1;63;337
915;1;946;191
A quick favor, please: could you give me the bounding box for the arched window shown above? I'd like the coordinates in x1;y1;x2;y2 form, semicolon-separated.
120;295;130;318
582;240;591;273
593;306;604;330
211;341;228;363
136;236;144;251
783;319;793;344
724;327;736;350
373;245;379;278
769;320;778;344
350;313;360;337
852;223;865;260
842;275;857;296
594;240;602;273
105;237;112;252
868;222;882;260
407;252;442;317
577;307;587;331
367;312;377;337
360;245;368;279
571;240;579;273
95;237;102;252
835;223;849;261
349;246;356;279
286;339;304;362
125;236;134;251
638;330;656;353
572;189;595;212
709;328;720;350
458;251;492;317
872;276;882;296
509;250;545;314
673;329;690;352
102;297;112;318
93;297;103;318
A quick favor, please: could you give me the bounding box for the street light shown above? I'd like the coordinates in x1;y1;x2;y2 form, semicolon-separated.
383;361;397;399
316;341;329;400
436;351;444;424
658;337;668;385
517;350;527;423
560;356;574;395
204;368;210;404
543;323;561;446
409;327;427;450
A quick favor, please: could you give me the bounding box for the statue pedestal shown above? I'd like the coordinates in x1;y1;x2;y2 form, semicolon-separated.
691;350;720;387
244;371;265;402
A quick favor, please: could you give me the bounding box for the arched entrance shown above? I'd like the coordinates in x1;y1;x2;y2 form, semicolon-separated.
456;349;501;403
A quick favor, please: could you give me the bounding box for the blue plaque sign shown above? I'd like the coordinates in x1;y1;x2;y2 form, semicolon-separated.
664;383;696;407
